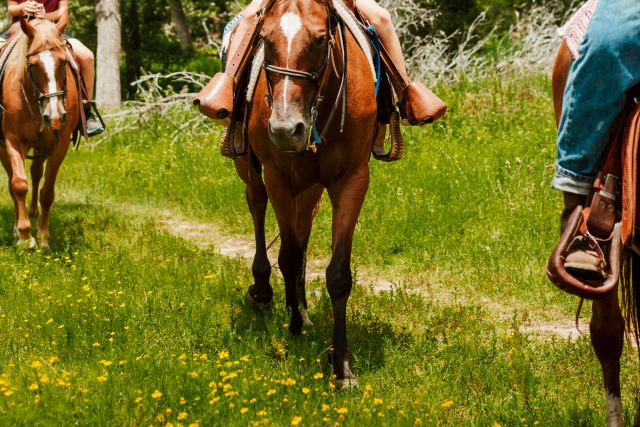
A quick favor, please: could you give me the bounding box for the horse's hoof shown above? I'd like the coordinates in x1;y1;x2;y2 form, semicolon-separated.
332;377;358;390
16;236;36;250
301;307;313;327
245;286;273;306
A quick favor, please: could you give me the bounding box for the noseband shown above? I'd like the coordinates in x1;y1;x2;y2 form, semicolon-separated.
262;5;340;152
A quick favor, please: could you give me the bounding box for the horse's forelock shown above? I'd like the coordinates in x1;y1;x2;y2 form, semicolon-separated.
6;20;65;81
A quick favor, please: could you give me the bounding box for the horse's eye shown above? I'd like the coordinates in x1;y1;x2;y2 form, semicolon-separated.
314;35;327;47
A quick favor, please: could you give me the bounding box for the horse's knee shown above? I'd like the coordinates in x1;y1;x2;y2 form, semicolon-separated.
590;299;625;361
278;239;302;278
39;189;55;210
11;176;28;198
326;255;351;301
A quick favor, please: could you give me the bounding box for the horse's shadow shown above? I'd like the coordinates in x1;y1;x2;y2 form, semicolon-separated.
232;280;414;376
0;201;118;253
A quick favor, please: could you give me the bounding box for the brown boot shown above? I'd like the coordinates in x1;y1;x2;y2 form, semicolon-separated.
400;82;447;126
194;72;235;124
560;191;608;282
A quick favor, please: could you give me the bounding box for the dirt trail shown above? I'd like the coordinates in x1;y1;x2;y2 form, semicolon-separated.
155;212;587;340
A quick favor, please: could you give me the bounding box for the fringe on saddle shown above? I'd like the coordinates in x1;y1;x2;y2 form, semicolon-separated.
0;35;105;154
220;0;405;162
546;87;640;347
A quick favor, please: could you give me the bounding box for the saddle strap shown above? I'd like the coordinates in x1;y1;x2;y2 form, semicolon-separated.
225;0;278;82
64;44;88;143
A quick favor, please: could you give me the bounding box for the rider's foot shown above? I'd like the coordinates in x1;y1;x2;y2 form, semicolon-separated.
86;108;104;136
564;235;607;282
194;72;235;124
399;82;447;126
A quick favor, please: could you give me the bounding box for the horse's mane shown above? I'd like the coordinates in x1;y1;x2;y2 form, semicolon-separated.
6;20;65;80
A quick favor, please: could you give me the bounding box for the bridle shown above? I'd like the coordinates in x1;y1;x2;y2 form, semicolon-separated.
262;3;346;152
25;46;68;114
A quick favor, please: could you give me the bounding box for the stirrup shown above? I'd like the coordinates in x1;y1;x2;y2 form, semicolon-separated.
547;206;622;300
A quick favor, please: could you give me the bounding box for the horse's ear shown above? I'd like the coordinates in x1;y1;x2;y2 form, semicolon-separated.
19;15;36;40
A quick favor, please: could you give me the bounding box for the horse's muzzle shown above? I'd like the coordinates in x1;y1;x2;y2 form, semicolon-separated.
268;117;308;153
43;111;66;131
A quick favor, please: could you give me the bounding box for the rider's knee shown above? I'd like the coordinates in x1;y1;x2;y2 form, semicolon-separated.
587;27;635;60
367;6;393;31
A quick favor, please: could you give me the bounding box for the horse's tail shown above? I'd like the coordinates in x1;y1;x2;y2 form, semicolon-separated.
620;247;640;347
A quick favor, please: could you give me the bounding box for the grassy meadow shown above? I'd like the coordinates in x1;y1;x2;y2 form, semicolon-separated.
0;73;638;426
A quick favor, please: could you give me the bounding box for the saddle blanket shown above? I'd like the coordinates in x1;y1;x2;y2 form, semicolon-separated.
557;0;599;59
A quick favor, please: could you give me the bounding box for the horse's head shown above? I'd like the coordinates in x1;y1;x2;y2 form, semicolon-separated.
261;0;333;153
20;16;68;131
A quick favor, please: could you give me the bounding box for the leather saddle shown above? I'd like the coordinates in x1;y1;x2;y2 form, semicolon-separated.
547;87;640;299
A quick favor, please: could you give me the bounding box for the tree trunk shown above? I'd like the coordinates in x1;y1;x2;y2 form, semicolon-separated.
168;0;194;52
95;0;121;107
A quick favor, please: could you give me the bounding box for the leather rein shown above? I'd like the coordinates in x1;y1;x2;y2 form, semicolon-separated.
262;4;348;152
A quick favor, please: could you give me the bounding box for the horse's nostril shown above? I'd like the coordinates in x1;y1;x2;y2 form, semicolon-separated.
293;122;305;140
42;114;51;125
61;113;67;123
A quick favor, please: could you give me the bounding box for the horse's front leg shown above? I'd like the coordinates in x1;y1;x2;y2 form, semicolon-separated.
326;166;370;388
235;157;273;304
295;184;324;327
591;291;625;427
37;144;68;245
29;157;45;226
264;168;304;335
1;140;32;245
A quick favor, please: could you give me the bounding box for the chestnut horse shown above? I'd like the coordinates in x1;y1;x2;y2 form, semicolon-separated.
0;17;79;247
553;41;639;426
232;0;378;386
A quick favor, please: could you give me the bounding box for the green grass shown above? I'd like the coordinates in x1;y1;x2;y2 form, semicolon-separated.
0;73;637;425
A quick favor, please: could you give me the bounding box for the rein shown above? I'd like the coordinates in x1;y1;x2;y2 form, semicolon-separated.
262;4;347;152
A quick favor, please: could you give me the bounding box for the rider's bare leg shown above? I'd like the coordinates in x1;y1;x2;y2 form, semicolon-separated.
67;38;94;101
355;0;407;78
355;0;446;125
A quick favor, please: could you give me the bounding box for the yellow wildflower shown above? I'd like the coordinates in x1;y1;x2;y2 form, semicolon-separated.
267;389;276;396
28;383;39;391
218;351;229;360
441;400;454;408
30;361;42;369
99;360;113;366
313;373;323;380
152;390;163;399
241;408;249;414
336;407;347;414
97;376;107;382
291;416;302;425
178;412;188;420
374;398;383;405
302;387;310;394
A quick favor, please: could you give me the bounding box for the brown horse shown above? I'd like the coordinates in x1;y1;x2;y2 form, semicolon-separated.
0;17;79;247
232;0;381;387
553;40;636;426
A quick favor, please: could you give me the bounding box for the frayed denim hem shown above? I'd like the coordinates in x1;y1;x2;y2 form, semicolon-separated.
551;170;593;196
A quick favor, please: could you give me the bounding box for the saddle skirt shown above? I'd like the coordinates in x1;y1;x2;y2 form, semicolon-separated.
557;0;599;60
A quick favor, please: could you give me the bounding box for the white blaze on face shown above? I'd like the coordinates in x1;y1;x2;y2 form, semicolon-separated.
39;50;60;117
279;12;302;113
